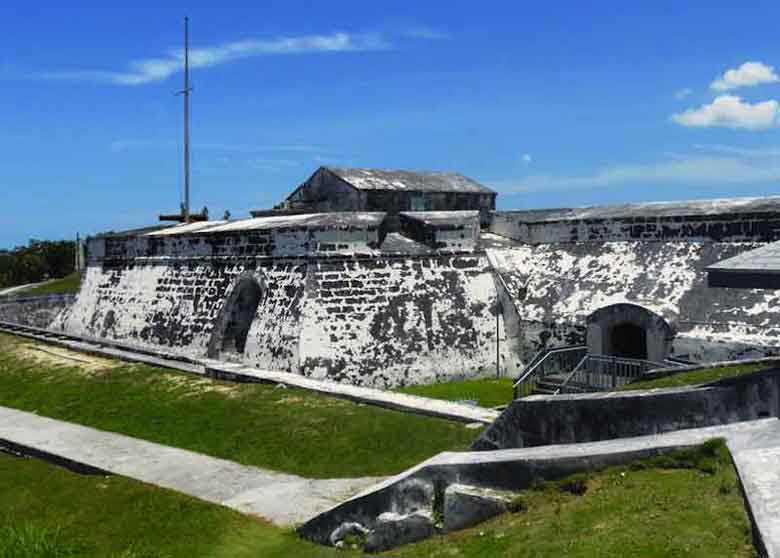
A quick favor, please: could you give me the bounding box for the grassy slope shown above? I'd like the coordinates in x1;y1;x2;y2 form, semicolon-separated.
0;333;478;478
396;377;514;408
0;452;347;558
620;362;769;391
20;272;82;295
0;441;755;558
394;440;756;558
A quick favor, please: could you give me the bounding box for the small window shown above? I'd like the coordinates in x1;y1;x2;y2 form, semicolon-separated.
410;194;425;211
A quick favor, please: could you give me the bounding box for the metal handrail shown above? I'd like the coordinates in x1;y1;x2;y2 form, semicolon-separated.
554;353;685;394
553;353;589;395
512;345;587;398
583;354;670;369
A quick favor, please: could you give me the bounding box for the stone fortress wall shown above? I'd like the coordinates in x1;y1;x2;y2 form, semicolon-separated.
53;213;503;388
50;194;780;387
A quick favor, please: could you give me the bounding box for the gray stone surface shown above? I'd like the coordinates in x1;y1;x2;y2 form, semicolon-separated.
0;295;75;328
443;483;512;532
0;406;382;526
364;511;435;552
474;368;780;450
730;445;780;558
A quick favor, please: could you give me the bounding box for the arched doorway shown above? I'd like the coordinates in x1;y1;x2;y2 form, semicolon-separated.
586;303;674;362
608;322;647;359
209;274;265;360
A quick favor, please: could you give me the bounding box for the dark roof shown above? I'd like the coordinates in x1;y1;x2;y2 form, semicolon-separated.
400;211;480;226
324;167;495;194
500;196;780;223
706;241;780;288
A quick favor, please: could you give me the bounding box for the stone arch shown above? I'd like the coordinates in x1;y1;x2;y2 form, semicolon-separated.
586;303;674;362
208;272;266;360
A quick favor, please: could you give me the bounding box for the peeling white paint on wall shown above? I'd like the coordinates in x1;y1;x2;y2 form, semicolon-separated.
489;241;780;361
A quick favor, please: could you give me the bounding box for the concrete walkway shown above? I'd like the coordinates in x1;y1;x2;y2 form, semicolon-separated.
203;359;501;424
0;280;52;297
0;406;382;526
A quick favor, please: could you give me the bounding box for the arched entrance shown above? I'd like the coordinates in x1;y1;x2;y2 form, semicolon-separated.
208;273;265;360
586;303;674;362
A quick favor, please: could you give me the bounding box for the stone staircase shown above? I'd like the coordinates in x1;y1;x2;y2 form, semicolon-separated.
531;374;591;395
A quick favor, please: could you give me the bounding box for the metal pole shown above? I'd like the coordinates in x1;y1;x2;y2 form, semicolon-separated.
496;305;500;378
183;16;191;223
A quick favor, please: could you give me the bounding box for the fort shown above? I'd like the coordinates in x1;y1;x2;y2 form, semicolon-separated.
4;165;780;555
5;165;774;389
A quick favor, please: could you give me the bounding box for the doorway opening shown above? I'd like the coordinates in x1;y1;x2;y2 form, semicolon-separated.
609;322;647;360
217;277;263;358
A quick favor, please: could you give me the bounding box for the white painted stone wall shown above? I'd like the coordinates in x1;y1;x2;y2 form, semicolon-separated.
54;252;509;387
488;241;780;363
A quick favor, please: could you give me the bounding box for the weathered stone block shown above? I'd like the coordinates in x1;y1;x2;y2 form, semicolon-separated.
364;511;435;552
442;483;513;532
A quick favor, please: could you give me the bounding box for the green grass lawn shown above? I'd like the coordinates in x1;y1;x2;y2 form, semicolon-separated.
620;362;771;391
396;377;514;408
0;333;479;478
393;440;756;558
0;451;348;558
20;272;82;296
0;440;755;558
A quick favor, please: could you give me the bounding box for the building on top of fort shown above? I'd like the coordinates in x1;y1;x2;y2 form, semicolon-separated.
281;166;496;227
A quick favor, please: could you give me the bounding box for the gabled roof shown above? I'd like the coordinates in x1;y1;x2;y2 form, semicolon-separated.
322;167;495;194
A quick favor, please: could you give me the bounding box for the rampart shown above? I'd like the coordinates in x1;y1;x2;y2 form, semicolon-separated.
53;214;505;387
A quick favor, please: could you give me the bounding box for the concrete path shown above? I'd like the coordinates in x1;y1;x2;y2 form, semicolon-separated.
0;280;52;297
203;359;501;424
0;406;382;526
727;428;780;558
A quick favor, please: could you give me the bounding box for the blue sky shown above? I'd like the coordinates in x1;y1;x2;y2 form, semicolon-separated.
4;0;780;248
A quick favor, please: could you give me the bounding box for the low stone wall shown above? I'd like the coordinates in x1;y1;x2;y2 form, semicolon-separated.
0;295;76;329
473;368;780;450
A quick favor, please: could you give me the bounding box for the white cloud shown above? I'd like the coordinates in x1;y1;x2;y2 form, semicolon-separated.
44;31;400;86
491;146;780;194
674;87;693;100
671;95;780;130
521;153;532;164
711;61;779;91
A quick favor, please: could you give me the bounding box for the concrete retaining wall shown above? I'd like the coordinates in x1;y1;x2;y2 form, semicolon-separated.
0;295;76;328
473;368;780;450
